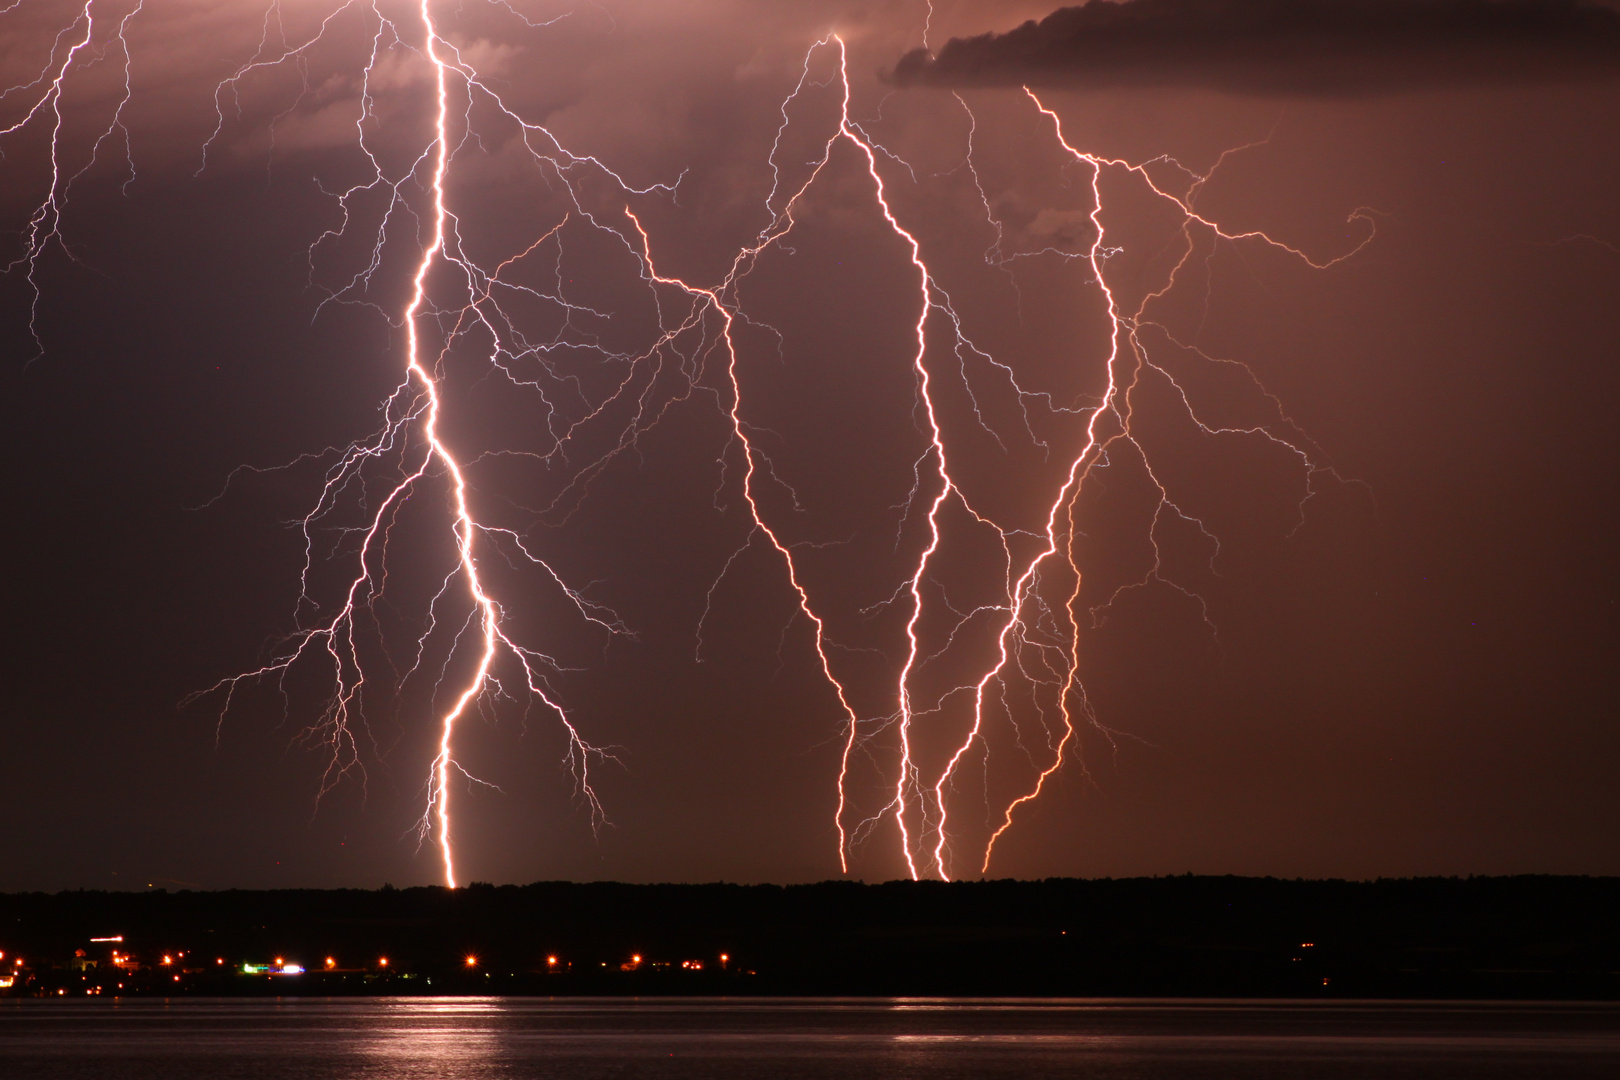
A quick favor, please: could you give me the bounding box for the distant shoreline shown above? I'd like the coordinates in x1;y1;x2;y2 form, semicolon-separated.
3;876;1616;1000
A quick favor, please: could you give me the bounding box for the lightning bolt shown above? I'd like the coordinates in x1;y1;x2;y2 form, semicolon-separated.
621;37;953;878
2;0;142;359
182;0;700;886
6;3;1384;886
640;40;1376;881
955;92;1375;878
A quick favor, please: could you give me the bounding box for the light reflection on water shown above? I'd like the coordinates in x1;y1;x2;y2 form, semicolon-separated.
2;997;1618;1079
357;998;509;1077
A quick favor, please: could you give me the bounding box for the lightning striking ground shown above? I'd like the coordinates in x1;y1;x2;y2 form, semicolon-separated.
4;2;1381;884
185;0;648;887
635;38;1374;880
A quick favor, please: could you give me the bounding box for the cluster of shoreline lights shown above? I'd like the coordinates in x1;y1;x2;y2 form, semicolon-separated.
235;951;735;973
12;935;736;977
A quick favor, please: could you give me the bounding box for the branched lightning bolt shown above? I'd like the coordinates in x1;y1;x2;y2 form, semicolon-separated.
181;0;713;886
6;3;1386;886
952;92;1375;877
620;37;957;877
0;0;689;887
636;39;1378;881
2;0;142;359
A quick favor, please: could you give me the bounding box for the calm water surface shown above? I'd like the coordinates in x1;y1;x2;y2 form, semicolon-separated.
3;997;1618;1078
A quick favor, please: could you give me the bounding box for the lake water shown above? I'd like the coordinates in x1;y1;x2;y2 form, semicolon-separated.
3;997;1618;1078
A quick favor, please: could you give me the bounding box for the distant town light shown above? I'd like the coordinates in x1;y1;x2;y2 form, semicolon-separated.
325;957;336;968
547;956;557;966
465;955;477;967
378;957;388;967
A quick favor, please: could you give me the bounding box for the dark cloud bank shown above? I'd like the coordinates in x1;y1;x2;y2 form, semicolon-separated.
891;0;1620;95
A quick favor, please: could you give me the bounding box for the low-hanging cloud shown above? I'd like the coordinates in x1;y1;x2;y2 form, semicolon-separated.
889;0;1620;96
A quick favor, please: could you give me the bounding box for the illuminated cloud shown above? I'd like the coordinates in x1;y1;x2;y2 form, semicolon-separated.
890;0;1620;96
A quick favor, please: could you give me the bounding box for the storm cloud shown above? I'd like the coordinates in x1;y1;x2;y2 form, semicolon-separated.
890;0;1620;96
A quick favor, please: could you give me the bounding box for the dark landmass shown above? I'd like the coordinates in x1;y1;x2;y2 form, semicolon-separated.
2;876;1616;999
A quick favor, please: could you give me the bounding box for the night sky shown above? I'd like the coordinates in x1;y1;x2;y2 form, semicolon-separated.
3;0;1618;891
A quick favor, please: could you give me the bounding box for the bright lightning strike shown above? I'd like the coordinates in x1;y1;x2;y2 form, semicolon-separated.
634;37;1377;882
178;0;673;887
5;2;1384;885
2;0;140;359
